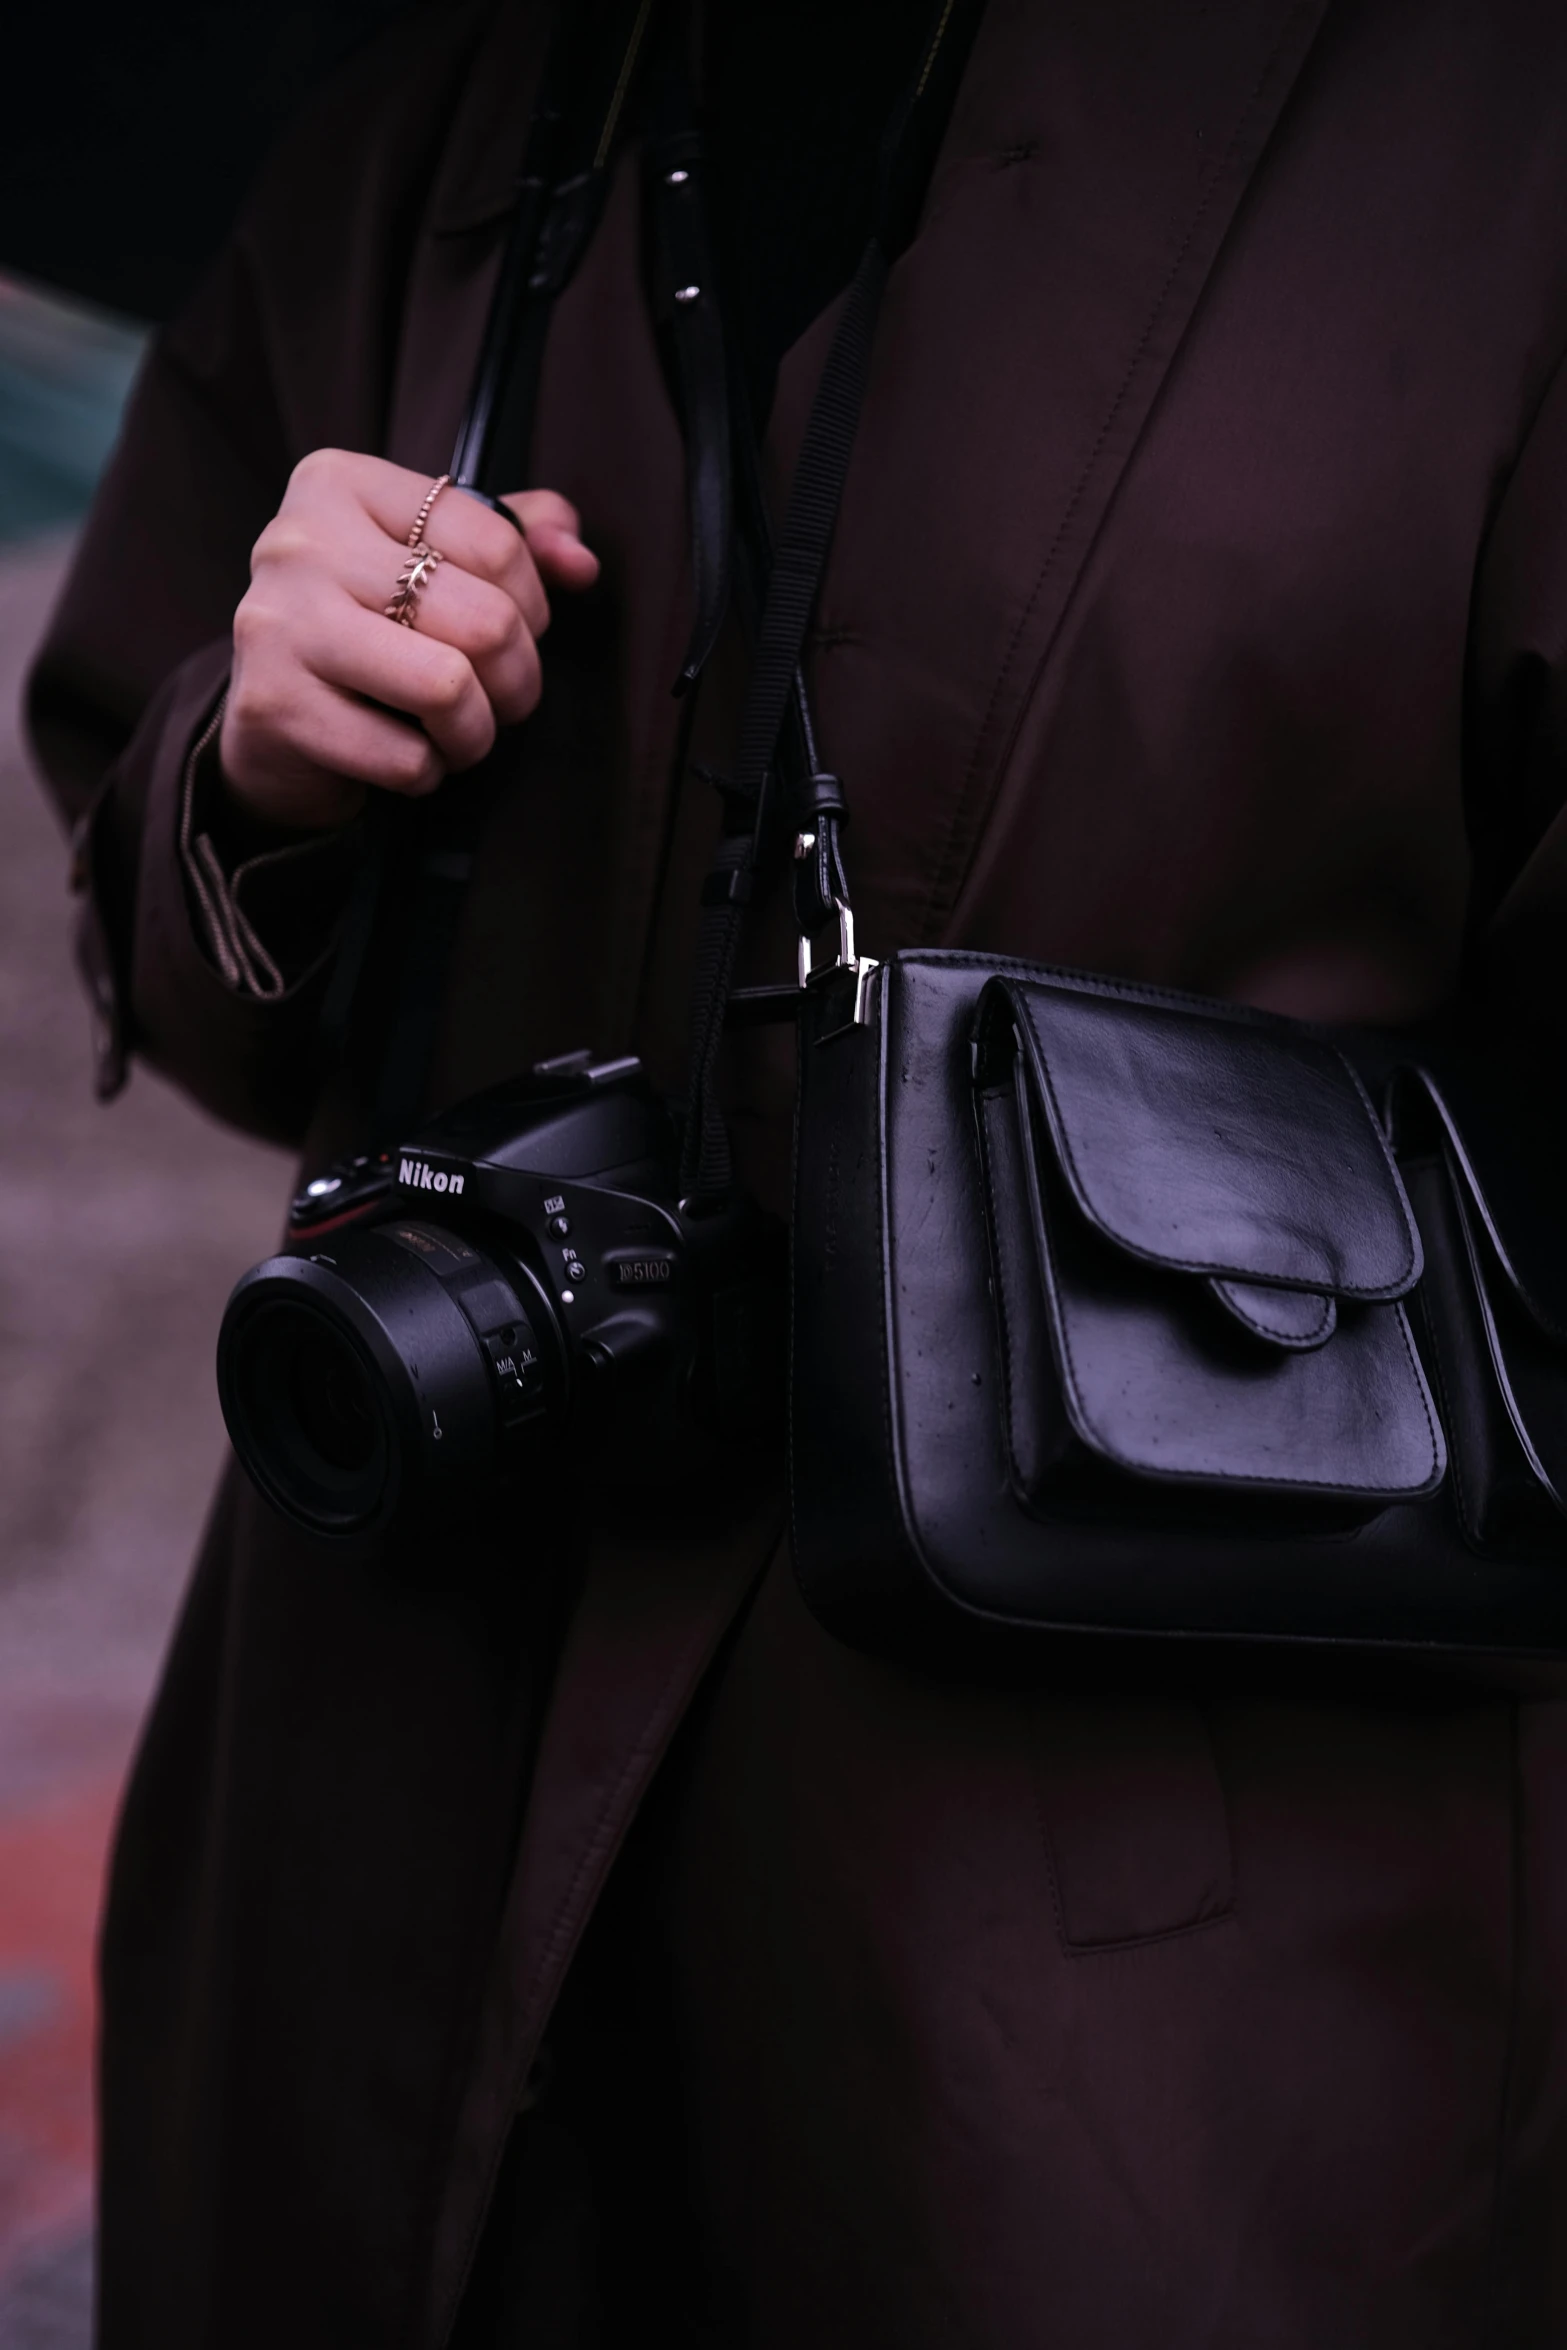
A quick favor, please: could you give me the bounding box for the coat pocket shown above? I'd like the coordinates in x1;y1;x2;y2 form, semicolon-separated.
1025;1695;1234;1952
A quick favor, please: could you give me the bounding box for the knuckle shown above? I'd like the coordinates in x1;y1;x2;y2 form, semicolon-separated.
252;514;312;571
227;678;281;737
289;446;346;494
464;516;512;580
498;656;541;729
390;728;435;786
230;595;280;656
467;593;519;661
449;701;495;768
423;661;472;716
230;595;262;649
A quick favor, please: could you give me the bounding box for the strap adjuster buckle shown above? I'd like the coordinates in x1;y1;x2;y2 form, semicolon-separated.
798;899;878;1026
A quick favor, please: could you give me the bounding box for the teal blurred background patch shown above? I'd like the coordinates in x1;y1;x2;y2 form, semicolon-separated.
0;278;146;546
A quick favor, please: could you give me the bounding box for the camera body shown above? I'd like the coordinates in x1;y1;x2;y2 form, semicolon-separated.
217;1052;784;1541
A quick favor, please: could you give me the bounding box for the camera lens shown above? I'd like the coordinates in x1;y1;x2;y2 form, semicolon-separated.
217;1221;563;1541
231;1300;393;1535
286;1322;382;1474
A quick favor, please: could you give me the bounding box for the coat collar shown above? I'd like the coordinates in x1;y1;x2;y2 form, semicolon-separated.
424;1;547;237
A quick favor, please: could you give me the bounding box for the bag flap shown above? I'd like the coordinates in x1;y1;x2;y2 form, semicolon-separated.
1396;1061;1567;1345
979;977;1421;1300
976;1061;1445;1506
1208;1277;1337;1349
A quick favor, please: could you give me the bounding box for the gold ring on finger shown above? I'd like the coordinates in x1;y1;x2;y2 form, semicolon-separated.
385;542;445;627
405;472;450;548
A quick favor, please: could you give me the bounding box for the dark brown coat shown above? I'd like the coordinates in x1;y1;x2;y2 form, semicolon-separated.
28;1;1567;2341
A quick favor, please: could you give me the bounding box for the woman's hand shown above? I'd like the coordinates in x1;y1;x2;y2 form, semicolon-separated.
219;450;600;831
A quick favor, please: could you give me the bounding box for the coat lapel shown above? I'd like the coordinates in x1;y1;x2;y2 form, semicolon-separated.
782;0;1334;951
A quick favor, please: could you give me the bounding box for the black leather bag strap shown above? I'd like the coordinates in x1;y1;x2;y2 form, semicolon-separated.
678;243;887;1201
679;0;986;1203
321;0;663;1137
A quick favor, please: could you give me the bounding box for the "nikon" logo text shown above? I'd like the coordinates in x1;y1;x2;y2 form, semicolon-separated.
399;1158;465;1196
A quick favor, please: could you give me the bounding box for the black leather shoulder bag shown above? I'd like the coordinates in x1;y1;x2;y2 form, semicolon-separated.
791;953;1567;1665
692;37;1567;1671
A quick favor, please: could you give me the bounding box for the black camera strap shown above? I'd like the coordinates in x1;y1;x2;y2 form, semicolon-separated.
321;0;663;1139
677;0;986;1203
642;24;735;698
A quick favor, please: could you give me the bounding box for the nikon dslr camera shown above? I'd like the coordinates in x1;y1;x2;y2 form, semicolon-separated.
216;1051;783;1541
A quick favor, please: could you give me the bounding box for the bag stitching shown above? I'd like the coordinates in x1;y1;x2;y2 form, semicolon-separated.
902;946;1311;1018
1040;1174;1440;1497
976;1086;1027;1490
1446;1163;1563;1507
876;990;901;1543
1416;1257;1476;1542
1210;1277;1335;1347
1390;1289;1447;1499
872;968;931;1589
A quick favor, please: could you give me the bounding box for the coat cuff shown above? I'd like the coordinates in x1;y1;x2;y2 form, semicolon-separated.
177;691;363;999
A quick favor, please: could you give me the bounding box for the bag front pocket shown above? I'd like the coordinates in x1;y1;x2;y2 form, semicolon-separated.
975;977;1446;1521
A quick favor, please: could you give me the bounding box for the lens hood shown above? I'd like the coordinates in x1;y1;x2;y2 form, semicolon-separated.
217;1225;532;1540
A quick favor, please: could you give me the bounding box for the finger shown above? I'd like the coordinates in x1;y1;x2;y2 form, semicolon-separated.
228;668;444;803
328;700;446;798
528;526;601;592
506;488;580;536
413;564;542;724
309;593;497;770
450;485;529;542
422;503;551;637
500;490;601;591
356;467;549;626
319;510;545;714
289;502;545;642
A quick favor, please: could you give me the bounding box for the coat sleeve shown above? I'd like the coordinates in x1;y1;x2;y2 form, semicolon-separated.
1467;342;1567;1041
24;208;357;1143
24;1;498;1147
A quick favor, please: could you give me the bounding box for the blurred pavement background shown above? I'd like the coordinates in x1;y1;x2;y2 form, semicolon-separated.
0;281;290;2347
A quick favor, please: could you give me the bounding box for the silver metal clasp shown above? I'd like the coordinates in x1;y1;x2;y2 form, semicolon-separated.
798;899;879;1027
797;897;856;988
